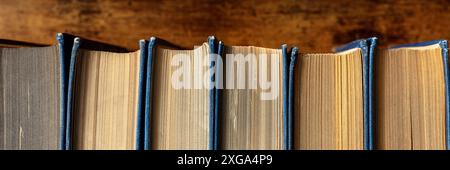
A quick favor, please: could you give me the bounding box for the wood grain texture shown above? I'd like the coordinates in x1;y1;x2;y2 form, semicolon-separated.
0;0;448;52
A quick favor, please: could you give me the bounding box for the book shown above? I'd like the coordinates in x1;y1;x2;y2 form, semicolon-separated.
2;33;450;151
64;35;146;150
0;40;60;150
215;42;295;150
143;37;216;150
0;33;100;150
291;38;377;150
375;40;449;150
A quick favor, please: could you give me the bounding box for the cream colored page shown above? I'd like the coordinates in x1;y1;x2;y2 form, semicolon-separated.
220;46;284;150
295;49;364;150
73;50;140;150
151;44;210;150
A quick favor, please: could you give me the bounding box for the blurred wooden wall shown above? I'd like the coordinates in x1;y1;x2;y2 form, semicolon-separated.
0;0;449;52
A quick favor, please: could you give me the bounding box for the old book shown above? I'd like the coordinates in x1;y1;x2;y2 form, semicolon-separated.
0;43;60;150
217;44;292;150
292;38;376;150
65;37;145;150
0;34;85;150
375;40;449;150
144;37;215;150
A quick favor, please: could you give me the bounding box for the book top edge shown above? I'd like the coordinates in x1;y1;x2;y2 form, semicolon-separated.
334;37;377;53
390;40;448;49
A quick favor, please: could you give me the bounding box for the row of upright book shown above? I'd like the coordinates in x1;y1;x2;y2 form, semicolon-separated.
0;33;448;150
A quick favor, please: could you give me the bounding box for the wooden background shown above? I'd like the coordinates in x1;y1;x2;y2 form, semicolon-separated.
0;0;449;52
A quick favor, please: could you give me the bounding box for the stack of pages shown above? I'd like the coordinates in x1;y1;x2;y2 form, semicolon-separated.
0;33;448;150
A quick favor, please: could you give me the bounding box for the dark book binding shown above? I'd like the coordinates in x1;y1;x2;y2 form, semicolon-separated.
209;36;219;150
135;39;149;150
286;46;298;150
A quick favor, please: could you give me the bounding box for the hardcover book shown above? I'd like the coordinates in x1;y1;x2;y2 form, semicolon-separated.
63;34;146;150
143;37;217;150
216;42;295;150
2;33;449;151
375;40;449;150
290;38;377;150
0;39;60;150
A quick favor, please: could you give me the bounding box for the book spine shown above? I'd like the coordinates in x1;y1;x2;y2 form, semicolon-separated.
143;37;156;150
56;33;67;150
287;46;298;150
135;39;148;150
360;40;371;151
367;37;377;150
64;37;81;150
208;36;217;150
439;40;450;150
282;45;289;150
215;40;224;150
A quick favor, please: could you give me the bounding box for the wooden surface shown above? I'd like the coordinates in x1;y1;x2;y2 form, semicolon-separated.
0;0;448;52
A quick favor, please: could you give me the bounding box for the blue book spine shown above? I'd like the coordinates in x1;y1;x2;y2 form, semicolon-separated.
143;37;156;150
56;33;67;150
442;41;450;150
213;39;224;150
287;46;298;150
64;37;81;150
135;39;148;150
